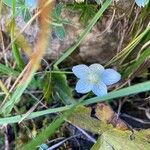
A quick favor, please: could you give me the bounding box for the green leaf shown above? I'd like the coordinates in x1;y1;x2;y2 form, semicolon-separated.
52;3;68;40
54;3;63;17
3;0;32;22
54;25;66;41
80;5;97;25
66;3;97;25
91;129;150;150
52;69;75;105
69;106;112;134
43;73;53;102
91;137;111;150
22;7;32;22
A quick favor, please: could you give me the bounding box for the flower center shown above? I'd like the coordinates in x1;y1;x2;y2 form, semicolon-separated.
87;73;100;84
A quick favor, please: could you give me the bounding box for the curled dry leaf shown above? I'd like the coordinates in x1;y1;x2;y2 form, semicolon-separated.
95;103;128;130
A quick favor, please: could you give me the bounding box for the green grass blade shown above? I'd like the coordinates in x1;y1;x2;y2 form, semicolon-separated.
21;104;78;150
11;42;25;70
1;81;150;124
11;0;24;70
0;105;72;125
54;0;112;67
0;67;36;116
0;63;19;76
106;24;150;66
83;81;150;105
123;47;150;78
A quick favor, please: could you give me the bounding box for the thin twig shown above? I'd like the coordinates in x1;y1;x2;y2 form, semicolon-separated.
47;134;81;150
67;121;96;143
121;113;150;124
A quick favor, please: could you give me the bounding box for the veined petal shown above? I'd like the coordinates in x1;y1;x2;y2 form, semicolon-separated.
72;64;90;79
75;79;93;94
92;82;107;96
101;69;121;86
89;63;104;74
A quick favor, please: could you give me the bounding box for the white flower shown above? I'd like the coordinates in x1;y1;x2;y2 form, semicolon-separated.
72;64;121;96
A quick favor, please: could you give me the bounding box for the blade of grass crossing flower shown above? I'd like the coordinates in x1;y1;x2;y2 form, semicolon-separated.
54;0;112;67
83;81;150;105
1;81;150;124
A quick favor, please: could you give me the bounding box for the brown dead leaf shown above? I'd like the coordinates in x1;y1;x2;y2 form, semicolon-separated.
95;103;128;130
95;103;114;122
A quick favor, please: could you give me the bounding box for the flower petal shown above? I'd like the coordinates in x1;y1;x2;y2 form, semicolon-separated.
92;82;107;96
72;64;90;79
135;0;149;7
75;79;93;94
25;0;37;9
89;63;104;74
101;69;121;86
